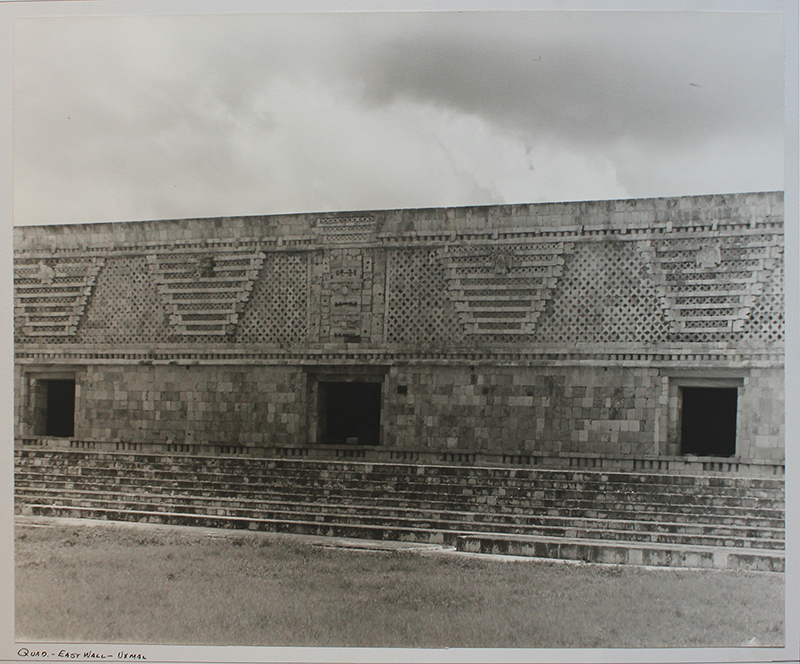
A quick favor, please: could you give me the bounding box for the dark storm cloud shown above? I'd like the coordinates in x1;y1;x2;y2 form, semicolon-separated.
354;12;783;151
13;11;784;226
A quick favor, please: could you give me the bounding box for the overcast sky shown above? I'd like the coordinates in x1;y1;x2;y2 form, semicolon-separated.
13;10;785;226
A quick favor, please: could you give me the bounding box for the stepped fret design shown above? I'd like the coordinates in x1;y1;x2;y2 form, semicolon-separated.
438;242;574;336
14;257;106;337
647;233;781;338
147;248;265;336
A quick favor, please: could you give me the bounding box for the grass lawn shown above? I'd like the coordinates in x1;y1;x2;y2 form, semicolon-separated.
15;520;785;648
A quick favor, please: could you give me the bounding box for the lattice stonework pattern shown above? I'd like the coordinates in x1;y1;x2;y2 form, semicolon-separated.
437;242;574;340
14;257;105;337
647;232;782;341
147;248;265;336
385;249;465;345
235;252;309;345
314;215;377;245
741;259;784;342
76;255;169;344
535;241;671;344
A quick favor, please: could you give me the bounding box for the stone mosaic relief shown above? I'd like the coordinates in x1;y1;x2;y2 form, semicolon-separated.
77;255;168;344
646;232;783;341
741;260;783;342
437;242;574;339
534;241;670;344
14;257;106;337
313;248;380;343
314;215;377;245
146;248;265;336
236;252;309;345
385;249;465;345
12;220;785;348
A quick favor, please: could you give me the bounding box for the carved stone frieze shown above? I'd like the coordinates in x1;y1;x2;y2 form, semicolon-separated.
14;257;106;337
437;242;574;337
646;232;781;339
315;248;378;343
147;247;265;336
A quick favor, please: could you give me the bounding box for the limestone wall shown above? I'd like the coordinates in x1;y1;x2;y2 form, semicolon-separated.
13;362;783;461
13;192;785;461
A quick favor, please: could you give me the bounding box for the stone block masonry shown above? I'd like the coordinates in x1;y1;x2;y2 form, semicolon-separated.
13;192;784;464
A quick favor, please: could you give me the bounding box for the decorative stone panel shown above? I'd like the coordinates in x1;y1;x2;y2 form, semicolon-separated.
147;247;265;336
314;215;377;244
235;252;309;345
438;242;573;339
14;257;105;338
76;255;168;344
741;256;784;343
314;248;378;343
648;231;781;341
385;249;465;345
12;192;784;357
535;241;670;344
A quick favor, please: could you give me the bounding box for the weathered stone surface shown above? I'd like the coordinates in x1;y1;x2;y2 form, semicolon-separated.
13;193;784;460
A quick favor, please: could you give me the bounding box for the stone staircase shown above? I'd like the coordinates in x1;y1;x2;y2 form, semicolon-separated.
13;448;785;571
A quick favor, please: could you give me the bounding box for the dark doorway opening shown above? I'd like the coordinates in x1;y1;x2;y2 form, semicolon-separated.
45;379;76;437
319;381;381;446
680;387;737;457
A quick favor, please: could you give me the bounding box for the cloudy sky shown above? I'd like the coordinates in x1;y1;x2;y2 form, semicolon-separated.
13;10;785;226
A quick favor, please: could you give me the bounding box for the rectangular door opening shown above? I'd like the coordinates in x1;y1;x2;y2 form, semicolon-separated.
680;387;737;457
318;381;381;446
35;378;76;437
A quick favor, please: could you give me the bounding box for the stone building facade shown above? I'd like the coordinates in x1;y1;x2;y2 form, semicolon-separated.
13;192;785;471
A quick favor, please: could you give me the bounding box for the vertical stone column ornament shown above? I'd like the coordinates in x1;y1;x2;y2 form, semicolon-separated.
311;215;378;344
317;248;376;342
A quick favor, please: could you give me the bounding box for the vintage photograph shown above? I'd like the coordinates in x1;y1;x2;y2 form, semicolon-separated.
9;4;791;659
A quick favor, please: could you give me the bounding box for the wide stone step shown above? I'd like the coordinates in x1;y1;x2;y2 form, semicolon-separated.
15;495;785;550
14;478;785;524
454;534;785;572
16;482;784;532
13;469;785;509
14;450;786;565
13;450;787;490
14;454;787;491
20;470;783;503
18;489;783;544
18;503;458;545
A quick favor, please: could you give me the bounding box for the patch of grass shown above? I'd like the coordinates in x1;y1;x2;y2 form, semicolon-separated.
15;522;785;648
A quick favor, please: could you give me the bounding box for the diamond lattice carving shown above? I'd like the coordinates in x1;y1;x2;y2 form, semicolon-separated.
438;242;573;338
235;252;309;345
534;241;670;343
147;248;265;336
14;257;106;337
385;249;465;345
740;254;784;343
314;216;377;244
76;255;168;344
